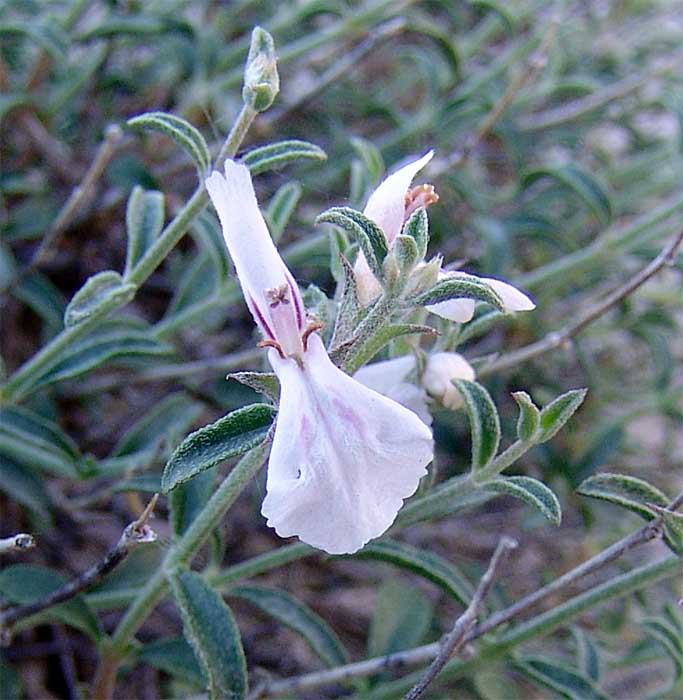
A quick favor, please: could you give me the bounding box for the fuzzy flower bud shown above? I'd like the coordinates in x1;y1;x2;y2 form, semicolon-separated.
242;27;280;112
422;352;475;410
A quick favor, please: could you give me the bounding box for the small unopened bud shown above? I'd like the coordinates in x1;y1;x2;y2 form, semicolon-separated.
422;352;475;410
242;27;280;112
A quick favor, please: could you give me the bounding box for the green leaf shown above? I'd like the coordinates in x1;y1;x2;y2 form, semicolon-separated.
643;617;683;680
483;477;561;525
393;234;420;273
403;208;429;260
329;255;361;350
191;212;230;281
515;657;608;700
138;637;204;688
127;111;211;176
169;571;247;700
0;565;101;640
354;539;474;606
229;585;348;668
521;164;612;226
228;372;280;403
572;627;601;682
64;271;137;328
170;470;215;539
538;388;587;442
242;140;327;175
0;455;51;515
350;136;384;191
0;407;80;478
125;186;165;274
576;473;669;521
368;579;432;658
316;207;389;280
412;275;505;310
162;404;275;492
265;181;302;242
14;272;66;332
512;391;540;442
453;380;501;473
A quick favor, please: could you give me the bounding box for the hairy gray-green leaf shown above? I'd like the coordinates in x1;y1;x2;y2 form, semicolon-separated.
355;539;473;606
350;135;384;191
538;388;587;442
229;585;348;668
572;627;601;682
168;570;247;700
483;476;561;525
139;637;204;689
242;140;326;175
394;234;420;273
512;391;540;442
170;469;215;538
228;372;280;403
125;186;165;274
368;579;432;658
329;255;361;350
0;407;80;478
453;380;500;473
316;207;389;280
0;455;51;515
403;207;429;260
576;473;669;521
127;111;211;176
162;404;275;492
64;271;136;328
0;565;100;640
412;275;504;310
265;181;302;242
515;657;608;700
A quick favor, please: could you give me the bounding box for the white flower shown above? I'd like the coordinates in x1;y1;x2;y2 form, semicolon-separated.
206;160;434;555
353;355;432;426
426;270;535;323
355;351;476;415
422;352;475;410
354;151;435;305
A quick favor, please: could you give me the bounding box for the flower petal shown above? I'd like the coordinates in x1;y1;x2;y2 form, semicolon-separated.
206;161;304;355
422;352;475;410
426;298;476;323
482;277;536;312
363;150;434;245
354;355;432;426
262;335;433;554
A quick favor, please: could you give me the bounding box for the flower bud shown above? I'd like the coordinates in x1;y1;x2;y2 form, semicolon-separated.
422;352;475;410
242;27;280;112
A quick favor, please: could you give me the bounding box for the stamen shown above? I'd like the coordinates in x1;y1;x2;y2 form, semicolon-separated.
404;184;439;220
302;320;325;351
257;339;286;358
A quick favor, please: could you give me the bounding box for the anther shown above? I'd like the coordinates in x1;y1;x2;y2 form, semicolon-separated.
302;321;325;351
257;339;286;358
266;284;290;308
404;184;439;220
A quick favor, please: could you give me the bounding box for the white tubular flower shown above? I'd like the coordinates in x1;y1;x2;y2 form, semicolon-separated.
354;355;432;426
206;160;434;555
354;151;436;305
422;352;475;410
426;271;535;323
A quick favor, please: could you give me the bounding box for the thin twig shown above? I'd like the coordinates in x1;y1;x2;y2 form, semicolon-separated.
0;495;158;643
404;536;518;700
246;491;682;698
0;534;36;555
29;124;126;271
479;228;683;377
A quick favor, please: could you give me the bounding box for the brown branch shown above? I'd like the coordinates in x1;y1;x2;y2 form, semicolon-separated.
247;491;682;698
479;228;683;377
0;496;158;643
404;536;518;700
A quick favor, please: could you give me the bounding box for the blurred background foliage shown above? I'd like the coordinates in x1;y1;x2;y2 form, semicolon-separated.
0;0;682;698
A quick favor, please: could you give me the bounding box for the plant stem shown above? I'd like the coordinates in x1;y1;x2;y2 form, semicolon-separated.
1;104;257;404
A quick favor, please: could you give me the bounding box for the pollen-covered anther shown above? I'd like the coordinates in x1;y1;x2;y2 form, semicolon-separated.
404;184;439;220
302;320;325;351
266;284;291;308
